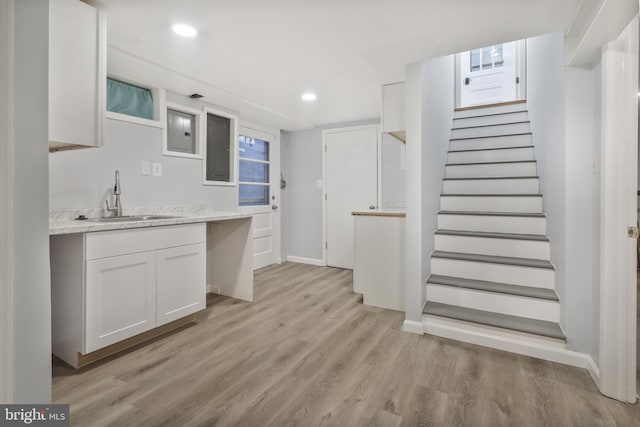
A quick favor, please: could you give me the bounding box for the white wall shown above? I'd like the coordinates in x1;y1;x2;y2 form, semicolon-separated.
526;32;568;336
2;0;52;403
49;92;240;211
404;56;454;324
564;65;601;362
381;133;406;208
282;120;380;263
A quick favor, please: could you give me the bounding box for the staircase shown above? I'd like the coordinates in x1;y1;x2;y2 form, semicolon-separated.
423;100;566;344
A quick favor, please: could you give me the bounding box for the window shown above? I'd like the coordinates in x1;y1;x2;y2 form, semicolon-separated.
164;102;203;159
203;107;238;186
238;135;270;206
105;75;165;129
470;44;504;72
107;78;154;120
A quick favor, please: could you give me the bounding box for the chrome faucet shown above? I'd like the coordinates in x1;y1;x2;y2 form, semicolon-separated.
105;170;122;217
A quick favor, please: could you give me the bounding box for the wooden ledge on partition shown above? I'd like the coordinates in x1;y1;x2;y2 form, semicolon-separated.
455;99;526;112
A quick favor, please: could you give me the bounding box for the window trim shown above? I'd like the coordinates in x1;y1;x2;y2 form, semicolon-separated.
163;102;204;160
202;106;239;187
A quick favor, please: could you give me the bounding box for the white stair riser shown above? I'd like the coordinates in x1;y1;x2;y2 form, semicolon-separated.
454;104;527;119
451;122;530;139
440;196;542;213
451;134;532;151
447;147;535;164
422;315;567;348
445;162;536;178
437;214;547;235
453;111;529;128
434;234;550;260
426;284;560;322
443;178;539;194
430;257;555;288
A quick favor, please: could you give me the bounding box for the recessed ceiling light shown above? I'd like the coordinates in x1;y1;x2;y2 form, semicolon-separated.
301;92;317;102
172;24;197;38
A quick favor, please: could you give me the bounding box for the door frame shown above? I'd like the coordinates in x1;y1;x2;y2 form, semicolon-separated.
238;122;282;269
322;124;382;266
598;16;638;403
454;39;527;108
0;0;14;403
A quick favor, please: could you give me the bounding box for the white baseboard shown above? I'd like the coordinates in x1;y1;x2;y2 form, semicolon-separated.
402;320;424;334
423;316;598;372
206;284;221;294
285;256;325;266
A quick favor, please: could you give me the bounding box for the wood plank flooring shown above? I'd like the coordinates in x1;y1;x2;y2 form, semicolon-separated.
53;262;640;426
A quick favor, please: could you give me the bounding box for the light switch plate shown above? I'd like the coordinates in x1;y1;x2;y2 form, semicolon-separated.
152;162;162;177
141;161;151;176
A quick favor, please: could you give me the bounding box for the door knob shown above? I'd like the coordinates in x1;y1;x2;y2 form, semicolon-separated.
369;205;376;210
464;77;470;85
272;205;278;210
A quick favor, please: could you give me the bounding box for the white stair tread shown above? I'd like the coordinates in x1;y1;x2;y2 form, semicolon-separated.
438;210;546;218
423;302;566;340
446;160;536;166
441;193;542;197
450;132;532;142
431;250;554;270
452;110;528;121
426;274;558;301
443;176;538;181
435;229;549;242
449;145;535;153
452;120;530;130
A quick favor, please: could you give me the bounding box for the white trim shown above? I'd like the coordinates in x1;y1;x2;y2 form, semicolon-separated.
423;316;598;372
0;0;14;403
285;256;325;267
163;101;204;159
322;124;382;267
402;320;423;334
106;111;164;129
202;106;239;187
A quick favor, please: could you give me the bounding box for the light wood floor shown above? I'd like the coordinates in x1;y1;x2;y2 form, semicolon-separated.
53;262;640;426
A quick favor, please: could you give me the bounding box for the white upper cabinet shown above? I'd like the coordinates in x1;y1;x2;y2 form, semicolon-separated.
381;82;405;142
49;0;106;151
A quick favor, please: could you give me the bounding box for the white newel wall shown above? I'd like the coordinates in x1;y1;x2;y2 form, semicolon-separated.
526;32;568;333
404;56;454;329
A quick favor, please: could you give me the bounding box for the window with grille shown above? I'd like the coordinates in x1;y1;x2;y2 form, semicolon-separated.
238;135;270;206
470;44;504;72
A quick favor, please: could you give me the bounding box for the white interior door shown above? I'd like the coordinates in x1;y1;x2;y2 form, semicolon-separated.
458;41;521;107
238;126;280;270
325;125;379;269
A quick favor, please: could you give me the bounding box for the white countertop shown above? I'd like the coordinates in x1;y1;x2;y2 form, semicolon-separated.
49;206;251;235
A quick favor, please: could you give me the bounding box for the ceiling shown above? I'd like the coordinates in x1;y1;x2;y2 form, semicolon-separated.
87;0;585;131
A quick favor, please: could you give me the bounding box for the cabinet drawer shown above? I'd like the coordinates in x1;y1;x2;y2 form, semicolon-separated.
86;223;206;260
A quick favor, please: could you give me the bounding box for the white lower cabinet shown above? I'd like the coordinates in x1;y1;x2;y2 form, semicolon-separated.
51;223;206;368
156;243;206;326
85;251;157;353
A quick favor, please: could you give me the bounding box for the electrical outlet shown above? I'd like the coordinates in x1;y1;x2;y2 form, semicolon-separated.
141;161;151;176
152;162;162;177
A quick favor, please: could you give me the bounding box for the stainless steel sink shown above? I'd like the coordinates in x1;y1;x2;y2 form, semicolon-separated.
83;215;183;223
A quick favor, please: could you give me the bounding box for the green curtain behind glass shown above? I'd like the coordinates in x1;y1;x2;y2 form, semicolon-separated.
106;78;154;120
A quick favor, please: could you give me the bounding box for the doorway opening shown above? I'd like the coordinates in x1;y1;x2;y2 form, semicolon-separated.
455;39;527;108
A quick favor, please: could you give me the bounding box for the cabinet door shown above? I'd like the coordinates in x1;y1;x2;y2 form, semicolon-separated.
85;252;156;353
156;243;206;326
49;0;106;149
